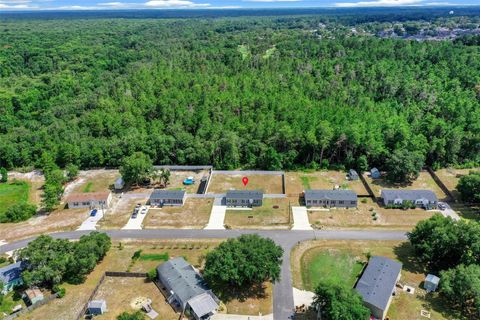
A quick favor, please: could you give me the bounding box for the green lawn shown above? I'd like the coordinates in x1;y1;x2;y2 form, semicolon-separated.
0;290;26;315
301;250;365;291
300;176;314;190
82;182;93;192
138;253;169;261
0;181;30;217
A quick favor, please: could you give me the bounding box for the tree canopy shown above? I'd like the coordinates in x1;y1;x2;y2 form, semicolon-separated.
457;171;480;203
440;264;480;317
120;152;153;186
204;234;283;288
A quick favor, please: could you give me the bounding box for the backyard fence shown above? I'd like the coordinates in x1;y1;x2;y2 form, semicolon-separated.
425;167;455;202
105;271;147;278
359;172;377;202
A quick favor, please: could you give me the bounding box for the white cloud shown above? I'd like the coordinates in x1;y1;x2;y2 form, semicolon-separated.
335;0;424;7
243;0;300;2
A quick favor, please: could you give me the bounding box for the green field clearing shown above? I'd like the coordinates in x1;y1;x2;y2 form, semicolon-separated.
0;181;30;217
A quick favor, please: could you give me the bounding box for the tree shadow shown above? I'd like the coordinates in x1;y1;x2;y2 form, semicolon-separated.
392;242;425;274
209;281;269;303
417;292;467;320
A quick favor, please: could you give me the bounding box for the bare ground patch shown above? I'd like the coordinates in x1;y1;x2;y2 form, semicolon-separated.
208;174;283;194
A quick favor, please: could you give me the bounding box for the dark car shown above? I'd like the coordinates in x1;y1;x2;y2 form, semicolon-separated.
438;203;447;210
90;209;98;217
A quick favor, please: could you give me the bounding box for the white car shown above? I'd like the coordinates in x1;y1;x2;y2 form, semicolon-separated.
141;207;148;214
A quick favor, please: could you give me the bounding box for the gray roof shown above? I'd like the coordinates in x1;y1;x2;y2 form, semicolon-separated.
371;168;379;173
0;261;24;284
188;292;219;318
226;190;263;200
150;189;186;200
425;274;440;284
304;189;357;201
157;257;218;312
349;169;359;176
381;190;437;202
88;300;106;310
115;177;124;184
355;256;402;312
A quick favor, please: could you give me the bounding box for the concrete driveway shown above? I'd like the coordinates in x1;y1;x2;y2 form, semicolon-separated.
77;209;104;231
438;202;461;221
122;206;149;230
291;206;312;230
205;205;226;229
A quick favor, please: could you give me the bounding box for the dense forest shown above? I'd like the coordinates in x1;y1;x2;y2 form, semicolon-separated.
0;9;479;171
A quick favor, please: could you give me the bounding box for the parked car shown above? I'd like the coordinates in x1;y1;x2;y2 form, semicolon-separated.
438;203;447;210
132;212;138;219
141;207;147;214
90;209;98;217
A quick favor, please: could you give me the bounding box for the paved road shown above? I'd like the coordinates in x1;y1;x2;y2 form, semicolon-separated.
0;229;407;319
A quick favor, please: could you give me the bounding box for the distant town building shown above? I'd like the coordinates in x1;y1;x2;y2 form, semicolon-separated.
304;190;357;208
149;189;186;207
424;274;440;292
24;288;44;305
355;256;402;320
87;300;107;315
381;190;438;209
225;190;263;207
0;261;25;294
348;169;359;180
157;257;219;320
66;191;112;209
114;177;124;190
370;168;381;179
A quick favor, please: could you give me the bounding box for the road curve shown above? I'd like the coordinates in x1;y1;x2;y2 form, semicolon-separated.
0;229;407;319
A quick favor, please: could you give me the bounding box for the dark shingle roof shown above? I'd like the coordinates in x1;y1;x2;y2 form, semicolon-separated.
150;189;186;200
0;261;24;284
226;190;263;200
381;190;437;203
304;189;357;201
355;256;402;312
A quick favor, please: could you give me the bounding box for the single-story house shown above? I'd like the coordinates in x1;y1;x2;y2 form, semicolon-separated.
370;168;381;179
380;190;438;209
225;190;263;207
355;256;402;320
66;191;112;209
424;274;440;292
114;177;124;190
157;257;219;320
348;169;359;180
0;261;25;294
24;288;44;305
304;189;358;208
149;189;186;207
87;300;107;315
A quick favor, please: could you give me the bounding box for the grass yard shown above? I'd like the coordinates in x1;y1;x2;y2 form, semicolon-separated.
0;181;30;218
364;171;448;200
0;290;27;316
92;277;176;320
144;198;213;229
207;173;283;194
224;198;291;229
70;169;119;194
308;198;437;230
286;171;368;196
435;167;479;200
220;282;273;316
291;240;461;320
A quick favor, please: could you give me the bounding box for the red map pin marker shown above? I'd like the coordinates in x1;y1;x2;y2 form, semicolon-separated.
242;176;249;187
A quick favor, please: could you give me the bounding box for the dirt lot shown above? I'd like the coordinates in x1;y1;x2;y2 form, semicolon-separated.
207;173;283;194
98;194;151;229
23;239;271;319
285;171;368;196
158;170;209;194
224;198;291;229
435;167;479;200
0;208;88;242
308;198;437;230
144;198;213;229
364;171;448;200
92;277;176;320
67;169;120;195
291;240;459;320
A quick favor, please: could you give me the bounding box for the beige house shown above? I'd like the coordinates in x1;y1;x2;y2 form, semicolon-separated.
66;191;112;209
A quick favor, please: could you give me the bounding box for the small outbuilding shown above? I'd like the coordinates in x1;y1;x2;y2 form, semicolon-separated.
66;191;112;209
114;177;125;190
24;288;44;305
424;274;440;292
304;189;357;208
348;169;359;180
370;168;381;179
0;261;25;294
87;300;107;315
149;189;186;207
225;190;263;207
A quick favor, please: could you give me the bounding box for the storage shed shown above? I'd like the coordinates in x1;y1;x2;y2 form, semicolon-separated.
114;177;125;190
87;300;107;315
348;169;359;180
370;168;381;179
24;288;44;305
424;274;440;292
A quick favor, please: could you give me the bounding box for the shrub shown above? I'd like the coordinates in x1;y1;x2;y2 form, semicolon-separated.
3;203;37;223
132;250;142;260
53;285;66;298
147;268;158;282
361;198;368;204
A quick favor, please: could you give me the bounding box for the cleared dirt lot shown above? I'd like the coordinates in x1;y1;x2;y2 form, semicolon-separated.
160;170;209;194
435;167;479;200
291;240;459;320
69;169;119;194
224;198;291;229
98;194;150;229
308;198;437;230
207;173;283;194
144;198;213;229
286;171;368;196
92;277;176;320
364;171;448;200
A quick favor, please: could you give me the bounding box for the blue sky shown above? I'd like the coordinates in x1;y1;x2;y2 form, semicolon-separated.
0;0;477;10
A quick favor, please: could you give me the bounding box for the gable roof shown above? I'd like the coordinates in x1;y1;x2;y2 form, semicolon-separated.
0;261;24;284
150;189;186;200
226;190;263;200
349;169;359;176
157;257;218;311
304;189;357;201
355;256;402;312
88;300;106;309
188;292;219;318
381;190;437;203
66;191;110;203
